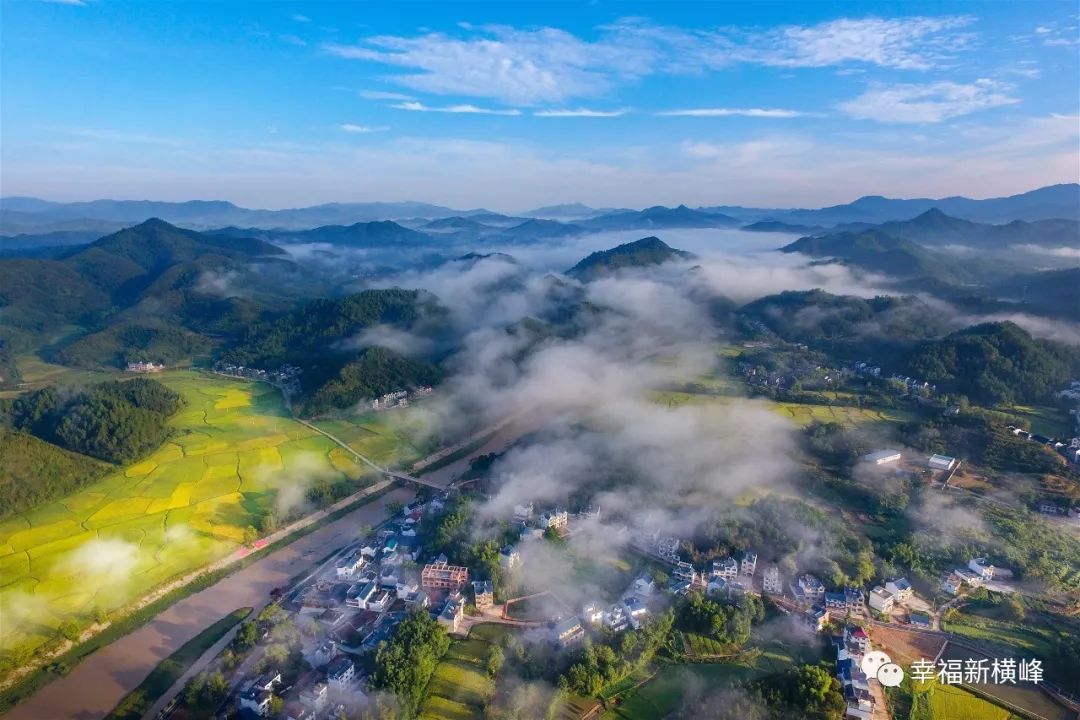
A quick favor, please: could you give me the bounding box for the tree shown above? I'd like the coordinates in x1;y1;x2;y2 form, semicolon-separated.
243;525;259;546
387;501;404;518
371;610;451;714
233;620;258;652
259;510;278;533
486;645;504;678
58;619;81;642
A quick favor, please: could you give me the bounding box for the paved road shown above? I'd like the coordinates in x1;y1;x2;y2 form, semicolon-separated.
4;486;416;720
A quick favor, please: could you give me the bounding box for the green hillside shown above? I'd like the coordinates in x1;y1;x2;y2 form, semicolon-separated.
567;236;694;280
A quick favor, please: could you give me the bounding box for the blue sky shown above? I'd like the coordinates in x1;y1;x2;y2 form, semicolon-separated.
1;0;1077;210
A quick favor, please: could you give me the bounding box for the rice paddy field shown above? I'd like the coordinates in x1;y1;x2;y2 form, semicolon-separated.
0;370;383;659
419;623;513;720
769;401;918;427
310;410;431;470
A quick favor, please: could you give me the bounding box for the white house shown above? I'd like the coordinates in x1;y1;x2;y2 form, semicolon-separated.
763;566;783;595
794;574;825;603
928;454;957;471
554;617;585;647
706;577;728;597
884;578;912;602
712;557;739;581
741;552;758;577
499;546;521;571
540;508;568;530
868;587;895;613
968;558;995;580
863;449;902;466
326;657;355;691
632;573;655;597
335;554;366;580
672;561;697;584
941;573;963;596
298;682;328;713
582;602;605;625
359;544;378;558
239;688;274;717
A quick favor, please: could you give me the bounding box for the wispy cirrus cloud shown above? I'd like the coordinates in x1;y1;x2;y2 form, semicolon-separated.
390;101;521;116
360;90;416;101
325;16;974;105
340;123;389;133
838;79;1019;123
656;107;812;118
534;108;627;117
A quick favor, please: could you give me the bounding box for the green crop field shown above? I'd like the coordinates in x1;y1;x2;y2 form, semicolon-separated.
769;401;917;427
311;411;429;469
0;370;381;661
419;623;513;720
601;639;821;720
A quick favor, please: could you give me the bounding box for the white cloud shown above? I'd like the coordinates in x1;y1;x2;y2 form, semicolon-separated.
657;107;811;118
340;123;388;133
390;101;521;116
292;14;310;22
838;79;1019;123
751;16;975;70
534;108;627;117
325;16;973;104
360;90;416;101
37;0;88;4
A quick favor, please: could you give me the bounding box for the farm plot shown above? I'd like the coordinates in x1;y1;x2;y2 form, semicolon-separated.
0;370;377;660
769;402;917;428
419;624;513;720
311;411;428;469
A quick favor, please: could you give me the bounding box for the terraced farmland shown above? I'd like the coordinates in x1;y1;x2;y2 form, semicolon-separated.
0;371;381;660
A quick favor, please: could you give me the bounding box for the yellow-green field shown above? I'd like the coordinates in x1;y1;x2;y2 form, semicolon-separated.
769;402;918;427
0;354;111;399
0;370;382;658
651;387;916;429
311;411;431;470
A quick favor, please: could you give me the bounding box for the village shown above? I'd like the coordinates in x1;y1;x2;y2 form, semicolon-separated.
199;440;1043;720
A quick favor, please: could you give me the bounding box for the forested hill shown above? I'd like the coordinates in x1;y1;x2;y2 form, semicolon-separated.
780;230;946;279
221;288;447;416
906;322;1080;405
740;290;948;343
0;377;184;519
0;218;290;374
566;237;695;281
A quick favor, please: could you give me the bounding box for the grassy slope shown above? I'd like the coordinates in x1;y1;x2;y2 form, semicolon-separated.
0;370;371;658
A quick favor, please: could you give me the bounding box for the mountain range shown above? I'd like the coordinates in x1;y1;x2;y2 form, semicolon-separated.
4;184;1075;239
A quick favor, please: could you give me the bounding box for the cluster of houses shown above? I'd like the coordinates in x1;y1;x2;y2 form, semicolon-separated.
237;653;357;719
831;625;876;720
214;363;302;394
369;386;433;411
941;558;996;596
125;360;165;373
579;573;656;640
1007;423;1080;466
